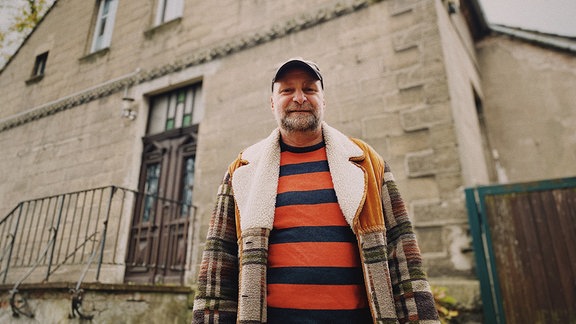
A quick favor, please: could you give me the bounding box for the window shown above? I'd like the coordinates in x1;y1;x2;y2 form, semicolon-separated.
180;155;195;217
155;0;184;25
142;163;161;222
148;83;204;135
91;0;118;52
32;52;49;77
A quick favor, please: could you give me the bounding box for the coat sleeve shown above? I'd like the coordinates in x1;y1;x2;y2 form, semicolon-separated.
382;163;440;323
193;170;239;323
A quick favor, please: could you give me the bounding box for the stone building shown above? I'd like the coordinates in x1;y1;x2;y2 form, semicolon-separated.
0;0;574;322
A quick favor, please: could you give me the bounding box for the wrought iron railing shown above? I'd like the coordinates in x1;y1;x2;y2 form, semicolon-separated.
0;186;128;285
0;186;195;319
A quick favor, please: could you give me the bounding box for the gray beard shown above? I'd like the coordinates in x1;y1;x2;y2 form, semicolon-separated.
280;113;320;133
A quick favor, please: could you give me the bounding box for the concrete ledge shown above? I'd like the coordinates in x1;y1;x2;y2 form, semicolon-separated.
0;282;192;294
0;282;193;323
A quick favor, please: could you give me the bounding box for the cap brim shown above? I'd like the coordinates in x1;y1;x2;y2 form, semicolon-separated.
272;59;323;90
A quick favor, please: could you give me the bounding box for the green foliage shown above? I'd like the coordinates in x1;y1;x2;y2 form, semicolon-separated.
0;0;54;68
432;286;460;324
13;0;47;32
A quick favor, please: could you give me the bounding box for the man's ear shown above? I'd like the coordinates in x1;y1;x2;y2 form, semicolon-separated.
270;96;274;111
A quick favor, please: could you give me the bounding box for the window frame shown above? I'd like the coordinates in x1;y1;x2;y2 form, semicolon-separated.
154;0;184;26
91;0;119;53
32;52;49;77
147;83;204;136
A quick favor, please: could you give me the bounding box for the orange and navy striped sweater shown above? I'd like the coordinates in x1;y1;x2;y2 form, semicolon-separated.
267;140;372;323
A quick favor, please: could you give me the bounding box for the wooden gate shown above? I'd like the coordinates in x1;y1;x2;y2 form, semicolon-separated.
465;177;576;324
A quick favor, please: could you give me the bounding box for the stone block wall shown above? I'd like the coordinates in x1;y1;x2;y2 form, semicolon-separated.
0;285;192;324
0;0;487;316
477;35;576;183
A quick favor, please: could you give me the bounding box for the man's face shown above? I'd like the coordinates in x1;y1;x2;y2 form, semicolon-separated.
271;68;325;133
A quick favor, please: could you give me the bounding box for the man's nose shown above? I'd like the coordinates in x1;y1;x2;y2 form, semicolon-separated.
293;90;307;104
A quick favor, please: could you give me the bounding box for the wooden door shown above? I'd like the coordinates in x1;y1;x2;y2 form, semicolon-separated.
125;128;196;284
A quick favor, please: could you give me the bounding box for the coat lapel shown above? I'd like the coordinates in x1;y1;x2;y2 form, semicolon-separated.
322;123;366;228
232;129;281;231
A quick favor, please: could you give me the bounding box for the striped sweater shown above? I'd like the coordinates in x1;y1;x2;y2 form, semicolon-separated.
267;140;371;323
192;123;440;323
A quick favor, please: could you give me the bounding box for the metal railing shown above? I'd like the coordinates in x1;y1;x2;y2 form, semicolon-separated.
0;185;195;319
0;186;128;285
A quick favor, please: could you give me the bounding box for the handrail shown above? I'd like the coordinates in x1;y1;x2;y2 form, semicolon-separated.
9;290;34;318
1;185;194;320
0;186;128;284
10;227;58;318
0;204;24;283
69;229;106;320
69;187;117;320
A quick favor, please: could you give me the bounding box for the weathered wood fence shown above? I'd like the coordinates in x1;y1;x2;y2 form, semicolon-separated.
466;177;576;324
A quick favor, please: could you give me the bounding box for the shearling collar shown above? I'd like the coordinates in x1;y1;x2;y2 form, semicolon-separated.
232;122;366;231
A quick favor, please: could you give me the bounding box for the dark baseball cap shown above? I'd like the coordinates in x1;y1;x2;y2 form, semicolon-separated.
271;58;323;91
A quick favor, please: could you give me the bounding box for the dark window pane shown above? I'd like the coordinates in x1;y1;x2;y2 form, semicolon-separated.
143;163;160;222
181;156;195;217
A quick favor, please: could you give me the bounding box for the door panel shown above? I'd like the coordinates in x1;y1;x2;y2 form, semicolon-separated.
125;128;196;284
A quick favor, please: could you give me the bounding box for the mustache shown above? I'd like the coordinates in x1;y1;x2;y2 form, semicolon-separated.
286;102;315;112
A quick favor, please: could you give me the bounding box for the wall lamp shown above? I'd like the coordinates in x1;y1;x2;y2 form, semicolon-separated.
121;86;137;120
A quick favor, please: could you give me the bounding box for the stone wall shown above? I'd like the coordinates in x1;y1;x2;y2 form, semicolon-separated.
0;284;192;324
0;0;486;318
477;35;576;183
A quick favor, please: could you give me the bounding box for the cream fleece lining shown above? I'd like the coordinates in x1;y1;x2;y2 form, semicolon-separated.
232;122;366;231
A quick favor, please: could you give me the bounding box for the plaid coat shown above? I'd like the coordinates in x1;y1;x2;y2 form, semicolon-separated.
193;123;439;323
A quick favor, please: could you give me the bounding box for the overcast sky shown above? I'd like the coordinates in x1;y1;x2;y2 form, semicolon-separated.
478;0;576;37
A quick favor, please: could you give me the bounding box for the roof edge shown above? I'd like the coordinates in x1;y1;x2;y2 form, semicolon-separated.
489;24;576;54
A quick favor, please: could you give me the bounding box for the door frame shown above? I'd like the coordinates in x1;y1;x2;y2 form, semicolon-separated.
125;125;198;284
